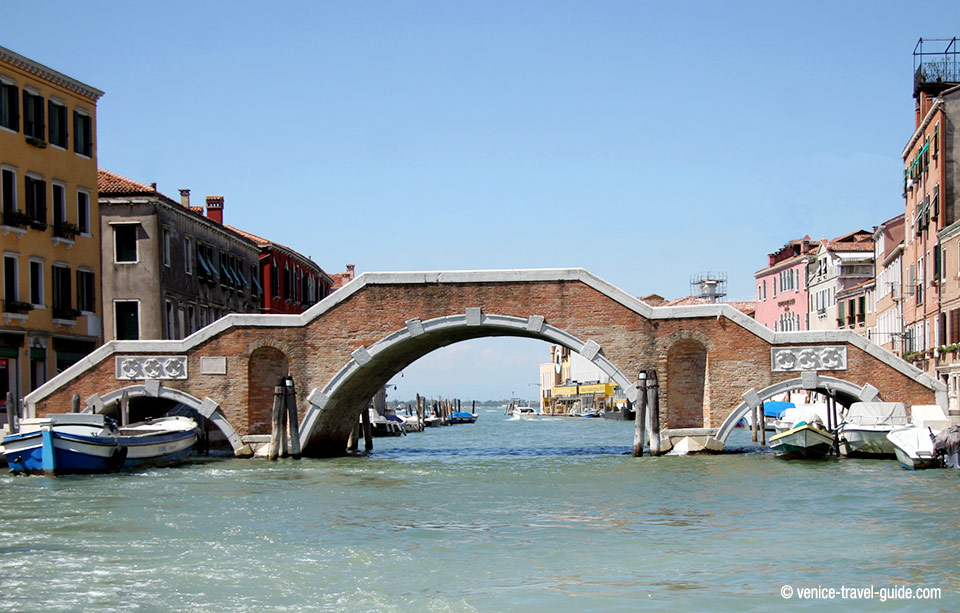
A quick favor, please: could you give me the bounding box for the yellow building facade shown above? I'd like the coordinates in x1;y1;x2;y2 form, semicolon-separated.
0;46;103;418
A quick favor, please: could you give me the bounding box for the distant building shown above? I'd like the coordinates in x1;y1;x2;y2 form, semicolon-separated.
98;171;261;341
538;345;623;415
754;237;816;331
228;226;333;314
901;38;960;374
331;264;356;290
806;230;875;332
0;46;104;409
871;215;905;353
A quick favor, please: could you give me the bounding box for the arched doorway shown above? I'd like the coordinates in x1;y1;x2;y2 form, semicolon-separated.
247;346;289;435
666;339;707;428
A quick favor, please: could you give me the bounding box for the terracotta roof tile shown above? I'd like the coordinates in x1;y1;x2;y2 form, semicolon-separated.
98;168;157;195
659;295;756;316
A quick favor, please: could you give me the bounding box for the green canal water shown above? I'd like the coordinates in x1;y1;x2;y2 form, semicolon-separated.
1;412;959;612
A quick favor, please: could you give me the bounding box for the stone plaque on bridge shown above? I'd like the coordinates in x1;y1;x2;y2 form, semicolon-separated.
770;346;847;372
116;356;188;380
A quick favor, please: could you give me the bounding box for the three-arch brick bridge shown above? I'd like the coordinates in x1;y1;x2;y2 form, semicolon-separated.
25;269;946;457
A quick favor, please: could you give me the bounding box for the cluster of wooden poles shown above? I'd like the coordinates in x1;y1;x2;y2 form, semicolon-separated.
632;369;663;457
268;376;301;460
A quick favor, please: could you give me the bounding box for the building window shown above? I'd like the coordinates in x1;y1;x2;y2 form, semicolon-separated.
162;227;171;267
0;78;18;132
29;259;43;306
271;261;279;297
77;189;90;234
48;100;67;148
77;268;95;313
22;89;44;139
52;182;66;233
3;255;18;305
165;299;175;339
184;236;193;275
73;110;92;157
24;176;46;227
114;224;138;263
186;304;195;335
51;265;71;314
1;167;16;217
115;301;139;340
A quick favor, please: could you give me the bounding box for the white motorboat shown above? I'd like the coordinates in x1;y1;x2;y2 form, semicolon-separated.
838;402;908;458
767;416;834;459
886;405;952;470
770;404;829;434
512;405;540;418
119;416;199;468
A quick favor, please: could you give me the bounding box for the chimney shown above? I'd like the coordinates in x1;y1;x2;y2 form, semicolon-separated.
346;264;355;280
179;189;190;207
206;195;224;225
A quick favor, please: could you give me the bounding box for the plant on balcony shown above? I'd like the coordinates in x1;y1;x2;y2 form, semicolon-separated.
53;307;82;320
25;136;47;148
3;300;34;314
54;221;80;239
2;210;31;228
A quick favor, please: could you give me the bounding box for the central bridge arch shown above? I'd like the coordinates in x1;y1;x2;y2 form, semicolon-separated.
299;311;636;456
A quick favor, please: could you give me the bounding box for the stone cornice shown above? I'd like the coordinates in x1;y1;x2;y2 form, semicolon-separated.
0;45;104;102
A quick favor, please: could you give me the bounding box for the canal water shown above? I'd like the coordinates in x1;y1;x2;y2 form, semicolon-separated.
1;411;958;611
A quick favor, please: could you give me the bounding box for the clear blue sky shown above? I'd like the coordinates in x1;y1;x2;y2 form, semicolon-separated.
6;1;959;401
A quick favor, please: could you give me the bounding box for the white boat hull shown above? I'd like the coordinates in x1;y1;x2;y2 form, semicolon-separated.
838;427;895;458
886;426;940;470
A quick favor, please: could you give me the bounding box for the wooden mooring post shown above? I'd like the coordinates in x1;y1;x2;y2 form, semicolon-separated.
71;393;81;414
284;376;301;460
120;390;130;427
361;403;373;452
268;379;285;461
633;372;648;457
6;392;17;433
751;398;758;443
646;369;661;456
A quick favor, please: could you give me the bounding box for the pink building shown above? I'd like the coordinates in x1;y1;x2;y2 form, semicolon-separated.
754;237;816;332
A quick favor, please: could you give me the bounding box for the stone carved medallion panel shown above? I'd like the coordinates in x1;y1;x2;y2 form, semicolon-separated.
770;346;847;372
116;356;188;380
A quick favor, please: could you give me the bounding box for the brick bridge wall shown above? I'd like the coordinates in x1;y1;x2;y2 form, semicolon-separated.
25;270;945;456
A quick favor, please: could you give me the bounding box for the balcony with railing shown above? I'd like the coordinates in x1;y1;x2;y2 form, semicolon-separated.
914;37;960;96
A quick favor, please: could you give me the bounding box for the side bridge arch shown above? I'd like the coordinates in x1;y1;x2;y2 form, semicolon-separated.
715;373;883;443
87;382;247;455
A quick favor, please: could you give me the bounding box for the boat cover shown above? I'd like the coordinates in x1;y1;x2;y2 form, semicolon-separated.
843;402;908;428
910;405;951;430
763;401;794;418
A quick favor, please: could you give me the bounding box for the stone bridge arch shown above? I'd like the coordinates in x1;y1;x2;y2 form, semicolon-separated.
299;310;636;455
715;374;882;443
88;383;246;454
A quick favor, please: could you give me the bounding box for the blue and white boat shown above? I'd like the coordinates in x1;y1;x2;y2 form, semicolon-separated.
449;411;478;424
119;416;199;468
2;413;126;475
